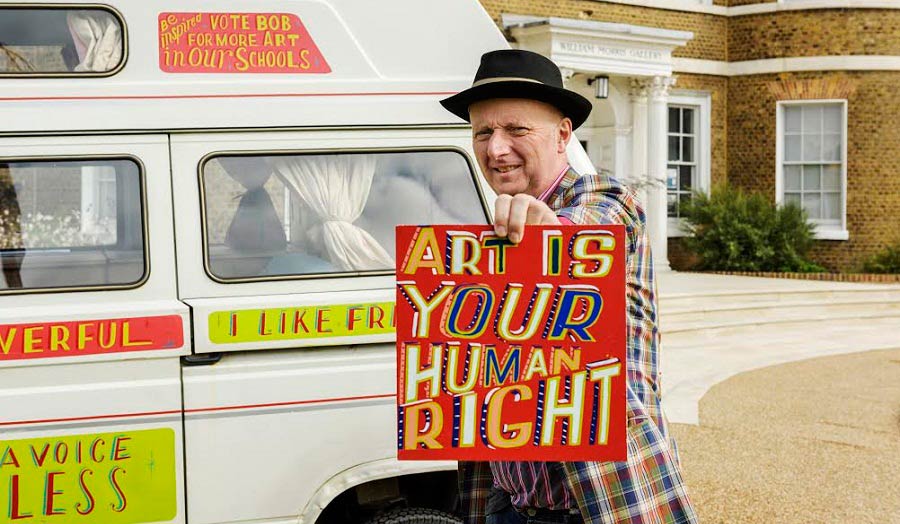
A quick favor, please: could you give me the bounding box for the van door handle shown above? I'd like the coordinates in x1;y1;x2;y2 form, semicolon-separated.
181;353;223;366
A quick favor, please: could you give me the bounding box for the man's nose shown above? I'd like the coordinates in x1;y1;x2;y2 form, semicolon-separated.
486;131;511;158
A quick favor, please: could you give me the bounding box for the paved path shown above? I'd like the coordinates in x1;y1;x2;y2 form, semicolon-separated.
669;348;900;523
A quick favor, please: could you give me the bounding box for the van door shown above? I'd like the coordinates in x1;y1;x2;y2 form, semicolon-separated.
170;129;489;523
0;135;189;524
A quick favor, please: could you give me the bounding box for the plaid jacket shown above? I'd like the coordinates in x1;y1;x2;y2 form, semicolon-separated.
458;168;698;524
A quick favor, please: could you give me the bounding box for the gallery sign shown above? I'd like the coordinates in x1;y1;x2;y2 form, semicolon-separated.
553;40;666;62
395;225;627;461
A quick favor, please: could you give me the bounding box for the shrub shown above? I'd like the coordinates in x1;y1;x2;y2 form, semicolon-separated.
680;184;824;272
862;243;900;274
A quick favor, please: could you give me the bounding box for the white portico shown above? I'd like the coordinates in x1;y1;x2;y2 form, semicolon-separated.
504;15;693;271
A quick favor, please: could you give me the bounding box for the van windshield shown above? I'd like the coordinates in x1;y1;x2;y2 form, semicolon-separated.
0;7;124;74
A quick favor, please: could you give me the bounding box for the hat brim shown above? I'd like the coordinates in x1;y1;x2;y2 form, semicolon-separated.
440;81;593;130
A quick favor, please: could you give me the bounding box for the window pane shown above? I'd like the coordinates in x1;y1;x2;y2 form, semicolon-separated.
682;108;694;134
823;192;841;220
668;136;679;161
202;150;486;280
667;192;678;217
681;137;694;162
823;105;842;133
0;158;144;291
822;165;840;191
802;165;821;191
785;135;801;161
677;192;692;218
784;165;801;191
666;167;678;190
0;8;124;74
802;105;822;134
680;165;694;191
668;107;679;133
784;192;801;208
803;134;821;161
822;133;841;161
785;106;802;133
803;193;821;219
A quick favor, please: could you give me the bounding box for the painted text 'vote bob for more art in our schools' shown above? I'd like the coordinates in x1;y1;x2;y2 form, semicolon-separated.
395;225;627;461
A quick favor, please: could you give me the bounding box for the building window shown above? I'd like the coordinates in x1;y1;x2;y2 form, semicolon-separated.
667;106;697;219
777;101;847;240
666;92;711;236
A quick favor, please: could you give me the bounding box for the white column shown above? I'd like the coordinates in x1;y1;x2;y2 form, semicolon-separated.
612;126;630;182
628;79;649;207
646;75;676;272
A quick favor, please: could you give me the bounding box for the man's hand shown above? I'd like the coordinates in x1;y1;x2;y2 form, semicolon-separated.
494;193;561;244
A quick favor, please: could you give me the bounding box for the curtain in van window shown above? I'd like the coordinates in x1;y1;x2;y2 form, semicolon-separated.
271;155;393;271
66;10;121;72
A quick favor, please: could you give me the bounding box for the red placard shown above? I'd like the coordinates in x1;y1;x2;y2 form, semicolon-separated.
158;13;331;73
0;315;183;362
395;225;626;461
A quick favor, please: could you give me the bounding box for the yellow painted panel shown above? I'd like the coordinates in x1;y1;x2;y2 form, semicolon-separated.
0;428;177;523
209;302;396;344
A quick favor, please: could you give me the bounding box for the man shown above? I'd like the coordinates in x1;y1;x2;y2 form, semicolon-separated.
440;49;698;524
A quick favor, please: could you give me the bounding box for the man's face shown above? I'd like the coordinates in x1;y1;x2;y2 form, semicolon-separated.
469;98;571;197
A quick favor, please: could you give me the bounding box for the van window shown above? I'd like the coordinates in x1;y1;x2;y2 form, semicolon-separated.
0;7;124;74
0;158;146;292
202;150;487;280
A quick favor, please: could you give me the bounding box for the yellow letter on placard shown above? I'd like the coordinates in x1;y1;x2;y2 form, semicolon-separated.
403;400;444;450
402;227;445;275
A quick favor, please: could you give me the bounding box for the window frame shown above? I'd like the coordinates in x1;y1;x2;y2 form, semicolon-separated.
775;99;849;241
666;91;711;238
197;146;490;284
0;3;128;78
0;153;150;295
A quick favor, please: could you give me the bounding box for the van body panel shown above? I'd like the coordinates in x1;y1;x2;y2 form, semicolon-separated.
0;136;187;522
0;1;589;521
182;346;397;523
0;0;507;134
172;127;492;521
0;358;188;524
296;458;457;524
170;129;494;303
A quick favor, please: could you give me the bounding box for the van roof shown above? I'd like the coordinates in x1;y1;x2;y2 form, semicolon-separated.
0;1;507;133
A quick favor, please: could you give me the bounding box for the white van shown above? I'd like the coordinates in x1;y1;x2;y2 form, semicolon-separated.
0;3;594;523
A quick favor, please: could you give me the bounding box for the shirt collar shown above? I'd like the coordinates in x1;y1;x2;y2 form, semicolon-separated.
538;164;571;203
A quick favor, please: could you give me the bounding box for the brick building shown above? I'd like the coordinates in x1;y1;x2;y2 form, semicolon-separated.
477;0;899;272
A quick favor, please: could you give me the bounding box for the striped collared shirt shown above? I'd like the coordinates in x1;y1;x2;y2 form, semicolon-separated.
486;166;577;511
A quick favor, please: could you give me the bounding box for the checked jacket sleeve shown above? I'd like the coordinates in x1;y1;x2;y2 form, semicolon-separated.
458;460;492;524
550;169;699;524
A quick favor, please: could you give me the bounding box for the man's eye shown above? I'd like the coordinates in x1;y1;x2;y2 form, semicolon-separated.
474;130;492;140
510;127;529;136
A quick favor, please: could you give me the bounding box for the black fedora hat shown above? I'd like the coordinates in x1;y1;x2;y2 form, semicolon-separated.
440;49;592;130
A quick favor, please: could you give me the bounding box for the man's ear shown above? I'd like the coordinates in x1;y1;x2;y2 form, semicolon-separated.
557;118;573;153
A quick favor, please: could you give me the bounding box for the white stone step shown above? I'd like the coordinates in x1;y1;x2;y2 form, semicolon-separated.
661;287;900;313
661;297;900;333
654;272;900;427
